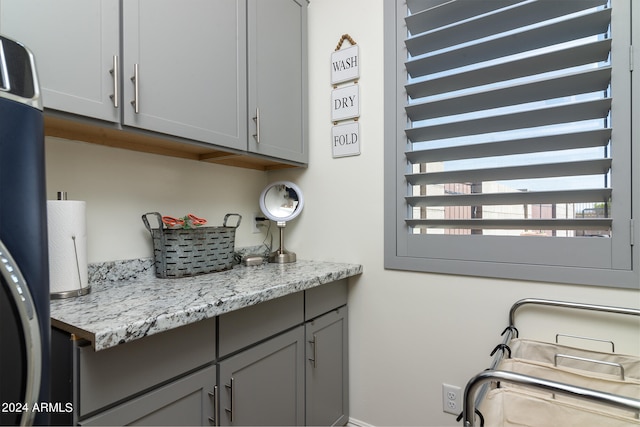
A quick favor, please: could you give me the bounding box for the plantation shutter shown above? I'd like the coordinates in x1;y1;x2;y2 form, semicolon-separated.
390;0;635;283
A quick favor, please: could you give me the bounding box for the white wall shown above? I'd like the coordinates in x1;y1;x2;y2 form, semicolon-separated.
45;137;268;263
269;0;640;425
44;1;640;425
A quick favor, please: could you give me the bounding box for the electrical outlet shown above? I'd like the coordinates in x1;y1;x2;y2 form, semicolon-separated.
252;211;263;234
442;383;461;415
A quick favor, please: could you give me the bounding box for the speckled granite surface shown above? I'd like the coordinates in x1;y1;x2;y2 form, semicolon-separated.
51;259;362;351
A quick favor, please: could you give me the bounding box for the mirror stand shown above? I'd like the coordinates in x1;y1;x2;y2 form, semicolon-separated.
259;181;304;264
269;221;296;263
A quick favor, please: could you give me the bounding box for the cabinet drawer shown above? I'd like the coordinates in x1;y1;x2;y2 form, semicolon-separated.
79;364;216;426
218;291;303;357
305;279;347;321
79;318;216;417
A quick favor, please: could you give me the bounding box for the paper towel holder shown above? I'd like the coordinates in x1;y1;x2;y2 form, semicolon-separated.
49;191;91;299
51;233;91;299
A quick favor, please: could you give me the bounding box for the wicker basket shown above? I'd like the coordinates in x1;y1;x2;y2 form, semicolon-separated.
142;212;242;278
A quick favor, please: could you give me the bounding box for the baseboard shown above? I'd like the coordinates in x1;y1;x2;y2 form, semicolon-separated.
347;417;376;427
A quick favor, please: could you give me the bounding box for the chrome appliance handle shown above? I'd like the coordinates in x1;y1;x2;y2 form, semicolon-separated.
0;39;9;91
131;63;139;113
109;55;119;108
0;239;41;427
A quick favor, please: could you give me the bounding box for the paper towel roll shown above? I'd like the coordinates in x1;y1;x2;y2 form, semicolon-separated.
47;200;89;298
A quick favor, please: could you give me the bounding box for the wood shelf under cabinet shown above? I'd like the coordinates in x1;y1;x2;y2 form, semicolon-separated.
44;115;302;172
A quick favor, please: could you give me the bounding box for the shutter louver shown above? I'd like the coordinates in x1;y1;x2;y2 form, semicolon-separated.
403;0;613;236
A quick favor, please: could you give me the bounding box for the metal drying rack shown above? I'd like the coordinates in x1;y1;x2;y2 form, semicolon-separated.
461;298;640;426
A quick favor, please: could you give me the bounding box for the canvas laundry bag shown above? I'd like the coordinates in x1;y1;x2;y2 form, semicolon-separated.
508;338;640;380
478;387;640;427
496;358;640;417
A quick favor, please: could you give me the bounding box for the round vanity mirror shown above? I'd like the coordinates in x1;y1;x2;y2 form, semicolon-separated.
259;181;304;263
260;181;304;223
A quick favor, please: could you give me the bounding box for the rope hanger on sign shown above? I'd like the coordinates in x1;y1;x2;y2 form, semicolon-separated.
335;34;357;51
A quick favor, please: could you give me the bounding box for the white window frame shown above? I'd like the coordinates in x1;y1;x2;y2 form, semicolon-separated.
383;0;639;289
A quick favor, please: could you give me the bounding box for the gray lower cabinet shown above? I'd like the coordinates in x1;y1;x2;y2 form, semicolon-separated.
77;318;216;419
306;307;349;426
51;281;348;426
79;365;216;426
51;318;217;426
216;281;349;426
218;327;305;426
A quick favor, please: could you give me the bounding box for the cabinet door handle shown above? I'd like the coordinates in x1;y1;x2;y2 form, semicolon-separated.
130;63;139;113
109;55;119;108
308;334;317;368
252;108;260;143
225;377;234;422
208;385;218;426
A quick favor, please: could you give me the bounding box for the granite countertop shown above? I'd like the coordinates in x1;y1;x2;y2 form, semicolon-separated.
50;259;362;351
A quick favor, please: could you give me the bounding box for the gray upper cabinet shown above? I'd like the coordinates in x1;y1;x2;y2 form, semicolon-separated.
122;0;247;151
0;0;308;165
0;0;121;123
247;0;308;163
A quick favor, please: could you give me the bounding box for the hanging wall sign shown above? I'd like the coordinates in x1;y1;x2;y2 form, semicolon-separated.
330;34;360;158
331;84;359;122
332;121;360;158
331;44;360;85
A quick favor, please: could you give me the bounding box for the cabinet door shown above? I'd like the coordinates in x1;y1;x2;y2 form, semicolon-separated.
0;0;120;122
79;365;216;426
219;326;305;426
247;0;307;163
306;307;349;426
122;0;247;150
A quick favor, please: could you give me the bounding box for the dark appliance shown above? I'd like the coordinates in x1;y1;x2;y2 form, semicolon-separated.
0;35;50;426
